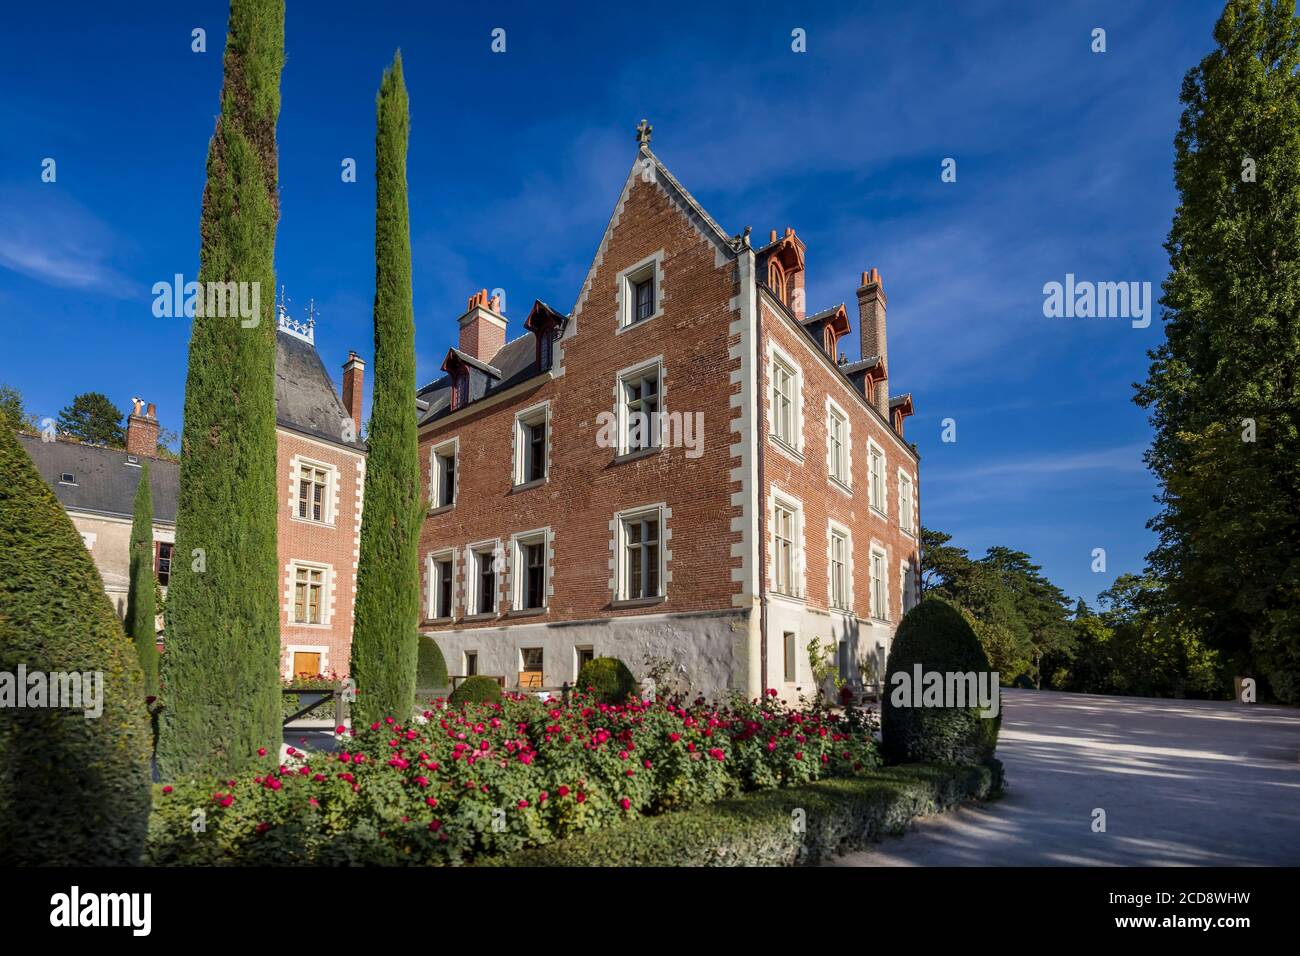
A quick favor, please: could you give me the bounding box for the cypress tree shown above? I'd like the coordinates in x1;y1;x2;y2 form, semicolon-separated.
158;0;286;777
0;427;152;864
124;459;159;694
350;52;422;722
1135;0;1300;701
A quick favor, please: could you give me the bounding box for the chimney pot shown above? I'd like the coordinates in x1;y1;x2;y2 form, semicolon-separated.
458;287;508;362
126;399;161;458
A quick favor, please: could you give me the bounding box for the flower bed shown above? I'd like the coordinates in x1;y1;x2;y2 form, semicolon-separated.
146;691;881;866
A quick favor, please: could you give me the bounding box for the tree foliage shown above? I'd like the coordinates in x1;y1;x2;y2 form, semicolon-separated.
1135;0;1300;701
350;51;422;722
57;392;124;446
0;384;37;433
124;459;159;694
158;0;286;778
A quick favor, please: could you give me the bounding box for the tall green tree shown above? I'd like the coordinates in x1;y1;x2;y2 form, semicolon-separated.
0;426;152;864
0;384;37;433
1135;0;1300;701
124;460;159;694
350;52;421;722
57;392;124;445
158;0;286;777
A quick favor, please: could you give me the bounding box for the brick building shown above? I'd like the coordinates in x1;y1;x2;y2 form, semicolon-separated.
18;307;367;680
416;127;920;699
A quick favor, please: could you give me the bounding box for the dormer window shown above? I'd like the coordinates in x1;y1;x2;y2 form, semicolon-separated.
768;260;787;304
453;370;469;410
538;328;554;372
823;326;835;357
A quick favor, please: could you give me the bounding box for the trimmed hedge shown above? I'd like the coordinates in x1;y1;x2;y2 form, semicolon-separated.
416;634;448;691
448;675;503;706
882;596;1001;766
488;760;1003;867
0;426;153;864
576;657;637;704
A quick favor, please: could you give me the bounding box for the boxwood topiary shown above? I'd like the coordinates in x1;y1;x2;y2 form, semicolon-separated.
448;675;502;707
881;596;1001;766
416;634;448;691
0;427;153;864
577;656;638;704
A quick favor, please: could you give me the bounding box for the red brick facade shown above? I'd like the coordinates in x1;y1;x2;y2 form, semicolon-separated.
416;142;919;699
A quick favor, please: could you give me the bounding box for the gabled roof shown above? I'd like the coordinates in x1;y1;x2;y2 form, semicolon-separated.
16;432;179;523
275;329;366;451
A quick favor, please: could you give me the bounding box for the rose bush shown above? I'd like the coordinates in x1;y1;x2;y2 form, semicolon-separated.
147;690;880;865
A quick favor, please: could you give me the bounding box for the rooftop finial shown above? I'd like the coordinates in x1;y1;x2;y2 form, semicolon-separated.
276;286;315;345
636;118;653;147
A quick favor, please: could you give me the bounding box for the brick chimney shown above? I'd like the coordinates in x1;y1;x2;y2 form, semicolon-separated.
126;398;159;458
458;289;507;363
857;269;889;416
341;352;365;436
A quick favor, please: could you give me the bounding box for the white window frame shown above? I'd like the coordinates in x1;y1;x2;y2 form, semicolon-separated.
768;343;803;456
897;468;915;534
770;490;804;599
513;402;550;486
292;457;337;525
613;503;668;602
870;545;889;622
510;527;551;612
826;398;851;491
828;522;852;612
288;560;332;627
614;356;664;457
426;548;456;620
430;437;458;510
901;559;918;615
466;539;501;617
867;439;887;517
617;250;665;330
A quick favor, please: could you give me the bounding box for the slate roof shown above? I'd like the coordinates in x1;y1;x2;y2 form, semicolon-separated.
17;432;180;523
275;329;366;450
417;331;541;427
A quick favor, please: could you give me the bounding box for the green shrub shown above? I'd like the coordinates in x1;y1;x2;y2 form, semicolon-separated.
882;596;1001;766
0;427;152;864
416;634;449;690
577;657;638;704
489;761;1003;867
448;675;502;707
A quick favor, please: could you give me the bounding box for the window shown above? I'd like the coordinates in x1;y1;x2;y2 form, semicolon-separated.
618;362;661;455
453;370;469;410
472;547;498;615
829;528;849;611
619;254;662;329
520;648;544;689
769;260;787;304
619;508;663;600
783;632;797;684
902;561;918;614
514;404;548;485
297;462;330;522
898;471;915;533
828;405;848;486
59;472;76;485
773;501;799;597
464;651;478;676
634;277;655;322
512;530;549;611
293;565;326;625
429;553;454;619
870;548;888;621
155;541;173;587
431;442;456;508
824;326;835;356
292;651;321;679
772;358;796;447
538;328;555;371
576;646;595;672
868;443;886;514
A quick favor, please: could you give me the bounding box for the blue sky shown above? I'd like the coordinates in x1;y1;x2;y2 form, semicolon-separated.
0;0;1226;604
